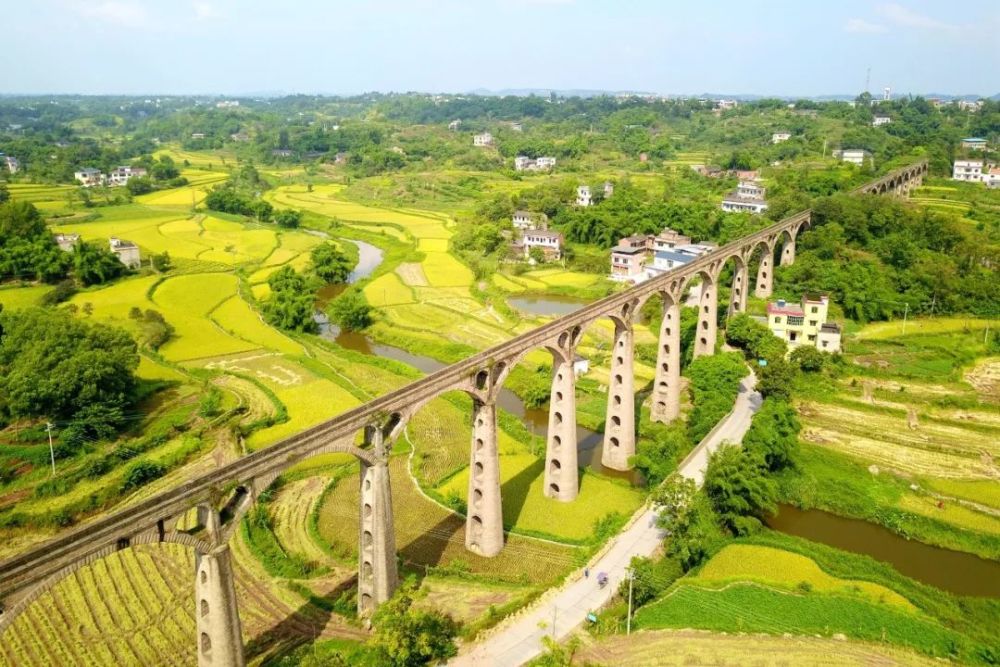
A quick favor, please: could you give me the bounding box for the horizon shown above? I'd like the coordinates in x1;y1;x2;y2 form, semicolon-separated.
2;1;998;97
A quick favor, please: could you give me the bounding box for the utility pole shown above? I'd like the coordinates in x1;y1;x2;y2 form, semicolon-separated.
901;302;909;336
626;568;634;636
46;422;56;477
551;605;556;639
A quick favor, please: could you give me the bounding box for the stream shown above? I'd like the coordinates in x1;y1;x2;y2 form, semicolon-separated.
315;242;638;483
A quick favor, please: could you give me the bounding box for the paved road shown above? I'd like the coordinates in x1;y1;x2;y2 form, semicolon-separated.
450;371;761;667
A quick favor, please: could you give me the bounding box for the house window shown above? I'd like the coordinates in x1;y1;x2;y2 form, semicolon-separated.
773;317;781;324
809;320;817;326
788;316;804;326
789;332;797;341
811;306;818;313
808;334;816;342
821;340;828;348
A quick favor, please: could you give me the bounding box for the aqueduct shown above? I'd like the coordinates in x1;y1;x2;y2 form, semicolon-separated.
0;160;927;666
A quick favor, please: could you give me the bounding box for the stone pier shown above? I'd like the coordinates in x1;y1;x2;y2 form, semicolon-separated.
693;275;718;357
650;293;681;423
601;318;635;470
780;236;796;266
357;435;398;618
466;399;503;557
754;246;774;298
195;507;244;667
544;353;579;501
728;263;748;316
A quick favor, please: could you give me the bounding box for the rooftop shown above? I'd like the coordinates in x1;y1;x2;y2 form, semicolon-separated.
611;245;646;255
654;250;694;263
766;302;804;317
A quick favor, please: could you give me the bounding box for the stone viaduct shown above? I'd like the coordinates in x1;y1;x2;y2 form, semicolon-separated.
0;161;927;666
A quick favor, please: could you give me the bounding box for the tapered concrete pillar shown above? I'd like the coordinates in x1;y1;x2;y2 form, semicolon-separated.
754;248;773;299
780;238;795;266
466;399;503;557
544;355;578;501
602;319;636;470
693;276;718;358
358;456;397;618
728;264;749;316
195;545;245;667
650;294;681;424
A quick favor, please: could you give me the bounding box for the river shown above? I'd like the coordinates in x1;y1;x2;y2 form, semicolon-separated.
315;242;639;483
766;504;1000;597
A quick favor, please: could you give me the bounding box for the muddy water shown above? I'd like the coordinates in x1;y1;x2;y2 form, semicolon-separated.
766;504;1000;597
508;295;589;317
316;246;639;484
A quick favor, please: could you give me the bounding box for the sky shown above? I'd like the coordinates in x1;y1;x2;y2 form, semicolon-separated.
2;0;997;97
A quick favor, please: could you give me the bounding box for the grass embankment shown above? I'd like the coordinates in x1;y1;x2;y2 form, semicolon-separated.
634;533;1000;664
782;325;1000;559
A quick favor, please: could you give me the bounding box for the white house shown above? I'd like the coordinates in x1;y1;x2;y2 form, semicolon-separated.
514;155;556;171
535;156;556;170
872;115;892;127
572;355;589;378
953;160;983;182
603;181;614;198
983;166;1000;189
54;233;80;252
836;149;872;166
610;245;646;281
522;230;563;261
771;131;791;144
109;237;141;269
107;165;147;187
191;132;206;140
74;168;104;187
961;138;988;151
736;180;765;200
653;228;691;252
510;122;524;132
473;132;493;147
0;153;18;173
448;119;462;131
512;210;547;230
514;156;533;171
650;249;694;272
576;185;592;207
767;295;841;353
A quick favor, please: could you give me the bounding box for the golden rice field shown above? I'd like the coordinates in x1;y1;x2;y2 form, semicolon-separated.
692;545;914;611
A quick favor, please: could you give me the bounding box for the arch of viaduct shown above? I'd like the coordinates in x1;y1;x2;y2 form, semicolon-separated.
0;160;927;666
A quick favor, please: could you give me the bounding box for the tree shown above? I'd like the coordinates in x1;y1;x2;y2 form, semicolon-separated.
261;267;318;333
703;444;777;535
72;241;127;286
126;176;154;195
328;288;373;331
528;246;546;264
0;308;139;428
0;182;8;203
651;474;721;570
743;398;800;472
789;344;825;372
274;208;302;228
757;356;796;400
152;251;172;272
368;590;458;667
310;243;354;283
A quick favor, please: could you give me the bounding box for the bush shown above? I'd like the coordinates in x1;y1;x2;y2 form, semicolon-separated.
328;288;373;332
120;460;166;492
743;398;800;472
790;344;826;372
703;444;777;536
685;352;746;442
368;590;459;666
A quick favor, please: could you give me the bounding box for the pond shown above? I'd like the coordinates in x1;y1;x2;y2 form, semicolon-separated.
766;504;1000;597
508;295;589;318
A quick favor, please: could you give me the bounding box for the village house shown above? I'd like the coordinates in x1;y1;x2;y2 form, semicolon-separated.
190;132;206;140
576;185;592;207
230;132;250;142
473;131;493;147
721;181;768;214
716;99;738;110
961;138;988;151
109;237;142;269
448;119;462;131
510;122;523;132
731;169;760;181
514;155;556;171
511;210;547;231
107;166;147;187
650;249;695;273
215;100;240;108
953;160;983;182
835;149;872;166
54;233;80;252
653;228;691;252
983;166;1000;189
272;149;293;158
610;244;646;281
0;153;19;173
957;100;983;113
74;168;104;187
771;131;792;144
767;294;841;353
522;230;563;261
572;355;589;378
691;164;725;178
603;181;614;198
872;115;892;127
334;152;349;165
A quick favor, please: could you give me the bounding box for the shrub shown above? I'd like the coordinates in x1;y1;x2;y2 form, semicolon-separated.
120;460;166;492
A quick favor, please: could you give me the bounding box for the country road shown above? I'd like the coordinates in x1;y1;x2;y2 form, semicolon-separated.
450;371;761;667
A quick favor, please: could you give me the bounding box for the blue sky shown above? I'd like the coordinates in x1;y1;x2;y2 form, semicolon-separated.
2;1;997;96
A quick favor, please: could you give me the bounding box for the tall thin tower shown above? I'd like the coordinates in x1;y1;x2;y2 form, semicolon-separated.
865;67;871;94
883;86;891;102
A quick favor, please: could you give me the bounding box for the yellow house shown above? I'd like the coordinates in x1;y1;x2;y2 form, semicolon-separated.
767;294;841;353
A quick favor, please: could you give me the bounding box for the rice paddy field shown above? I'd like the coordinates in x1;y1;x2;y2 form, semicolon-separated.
788;322;1000;555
